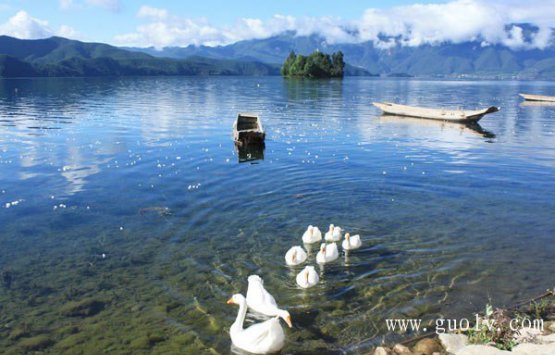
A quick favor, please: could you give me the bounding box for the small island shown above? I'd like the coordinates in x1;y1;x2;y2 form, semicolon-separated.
281;50;345;78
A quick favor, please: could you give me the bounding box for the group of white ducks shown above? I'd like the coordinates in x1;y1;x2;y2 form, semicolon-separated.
226;224;362;354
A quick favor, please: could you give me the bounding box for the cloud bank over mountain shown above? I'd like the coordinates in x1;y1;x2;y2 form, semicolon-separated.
113;0;554;49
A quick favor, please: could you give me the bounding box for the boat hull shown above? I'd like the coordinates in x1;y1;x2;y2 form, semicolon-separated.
372;102;499;122
519;94;555;102
233;113;265;146
234;131;265;146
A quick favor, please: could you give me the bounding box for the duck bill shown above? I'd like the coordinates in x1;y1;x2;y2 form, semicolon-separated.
285;315;293;328
226;298;235;305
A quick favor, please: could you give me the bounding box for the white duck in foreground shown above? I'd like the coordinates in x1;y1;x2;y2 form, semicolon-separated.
285;246;307;266
342;233;362;250
316;243;339;264
246;275;293;327
227;294;285;354
296;266;319;288
302;225;322;244
324;224;342;242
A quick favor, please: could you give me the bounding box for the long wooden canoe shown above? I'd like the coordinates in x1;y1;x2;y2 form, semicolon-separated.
519;93;555;102
233;113;265;146
373;102;499;122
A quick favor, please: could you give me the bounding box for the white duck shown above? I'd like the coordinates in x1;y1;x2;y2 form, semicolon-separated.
301;225;322;244
316;243;339;264
324;224;342;242
285;246;307;266
246;275;293;328
296;266;319;288
227;294;285;354
342;233;362;250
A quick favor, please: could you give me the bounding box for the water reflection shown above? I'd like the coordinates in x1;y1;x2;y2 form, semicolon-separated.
520;101;555;107
283;78;344;102
378;115;496;139
236;143;265;163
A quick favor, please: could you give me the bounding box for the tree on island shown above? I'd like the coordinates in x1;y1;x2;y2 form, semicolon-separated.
281;50;345;78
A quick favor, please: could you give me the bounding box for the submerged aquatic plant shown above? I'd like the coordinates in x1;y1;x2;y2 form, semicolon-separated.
2;270;13;289
529;298;551;320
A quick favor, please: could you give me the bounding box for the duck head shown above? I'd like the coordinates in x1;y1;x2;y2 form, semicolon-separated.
247;275;263;285
226;293;246;305
277;309;293;328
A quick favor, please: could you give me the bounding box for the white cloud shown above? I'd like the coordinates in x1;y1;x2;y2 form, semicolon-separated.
137;5;168;20
86;0;121;12
355;0;555;49
115;0;554;50
60;0;121;12
115;6;224;48
0;10;52;38
114;9;351;49
0;11;79;39
59;0;73;10
114;16;223;48
58;24;80;38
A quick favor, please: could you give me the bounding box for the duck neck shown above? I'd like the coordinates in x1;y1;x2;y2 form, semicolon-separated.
231;297;247;333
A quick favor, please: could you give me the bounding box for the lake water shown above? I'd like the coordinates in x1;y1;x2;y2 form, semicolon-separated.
0;77;554;354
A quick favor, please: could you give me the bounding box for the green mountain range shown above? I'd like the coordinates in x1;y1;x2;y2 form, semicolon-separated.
129;28;555;79
0;36;281;77
0;36;370;78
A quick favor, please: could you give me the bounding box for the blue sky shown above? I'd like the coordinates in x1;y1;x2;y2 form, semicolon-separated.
0;0;553;49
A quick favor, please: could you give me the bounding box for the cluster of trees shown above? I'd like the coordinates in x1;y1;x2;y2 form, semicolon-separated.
281;50;345;78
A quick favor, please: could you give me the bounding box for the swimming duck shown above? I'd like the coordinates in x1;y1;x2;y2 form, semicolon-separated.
342;233;362;250
316;243;339;264
324;224;342;242
296;266;319;288
302;225;322;244
246;275;293;328
285;246;307;266
227;293;286;354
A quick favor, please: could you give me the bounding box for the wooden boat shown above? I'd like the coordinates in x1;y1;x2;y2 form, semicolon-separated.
519;93;555;102
372;102;499;122
233;113;265;146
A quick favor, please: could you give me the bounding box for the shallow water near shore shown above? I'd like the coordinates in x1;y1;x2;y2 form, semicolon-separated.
1;77;554;354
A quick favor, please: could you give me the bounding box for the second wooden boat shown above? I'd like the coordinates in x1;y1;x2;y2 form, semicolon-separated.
233;113;265;146
519;93;555;102
372;102;499;122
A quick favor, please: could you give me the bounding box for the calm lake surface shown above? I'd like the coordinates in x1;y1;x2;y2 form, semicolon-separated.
0;77;554;354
